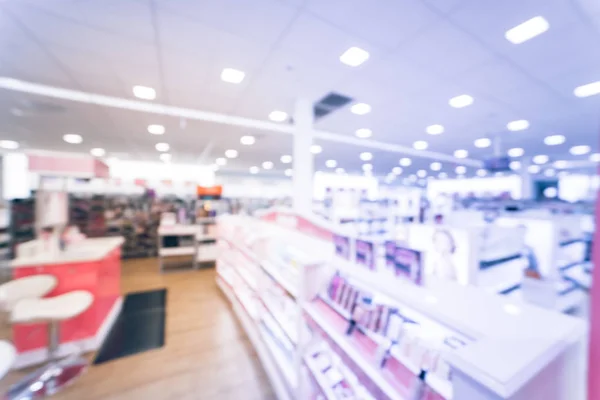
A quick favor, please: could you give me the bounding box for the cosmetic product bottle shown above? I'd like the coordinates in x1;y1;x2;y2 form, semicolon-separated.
407;370;427;400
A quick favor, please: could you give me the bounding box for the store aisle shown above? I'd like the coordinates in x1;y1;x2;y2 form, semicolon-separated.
0;259;275;400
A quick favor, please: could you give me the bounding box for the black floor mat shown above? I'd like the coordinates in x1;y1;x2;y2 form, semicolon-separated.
94;288;167;365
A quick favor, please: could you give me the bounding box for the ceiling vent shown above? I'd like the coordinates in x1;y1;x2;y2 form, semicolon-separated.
313;92;353;120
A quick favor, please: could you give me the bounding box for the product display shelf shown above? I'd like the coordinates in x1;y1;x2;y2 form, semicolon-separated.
259;291;298;345
157;224;198;272
304;355;339;400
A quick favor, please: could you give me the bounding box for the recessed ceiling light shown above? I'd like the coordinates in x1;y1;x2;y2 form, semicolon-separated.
280;155;292;163
449;94;474;108
509;161;521;170
544;134;565;146
507;120;529;131
63;134;83;144
155;142;169;152
570;145;591;155
310;144;322;154
362;163;373;172
399;157;412;167
350;103;371;115
590;153;600;162
262;161;273;170
160;153;172;162
454;149;468;158
325;159;337;168
240;135;255;145
544;168;556;177
249;166;259;174
426;124;444;135
474;138;491;148
216;157;227;166
508;147;524;157
476;169;487;177
339;47;370;67
392;167;403;175
532;154;548;164
455;166;466;174
528;165;541;174
221;68;245;84
355;128;372;138
225;149;238;158
269;110;288;122
413;140;428;150
335;168;345;174
438;172;448;179
574;81;600;98
284;169;292;177
90;148;105;157
505;16;550;44
0;140;19;149
147;124;165;135
360;152;373;161
554;160;569;169
132;85;156;100
430;162;442;171
417;169;427;178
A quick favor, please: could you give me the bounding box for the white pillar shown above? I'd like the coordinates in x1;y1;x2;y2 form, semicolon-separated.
293;98;314;214
520;161;534;200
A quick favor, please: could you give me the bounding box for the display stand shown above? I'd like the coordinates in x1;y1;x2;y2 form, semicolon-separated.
157;224;198;273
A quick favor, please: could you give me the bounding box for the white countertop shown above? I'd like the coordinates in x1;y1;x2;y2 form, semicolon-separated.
10;237;124;268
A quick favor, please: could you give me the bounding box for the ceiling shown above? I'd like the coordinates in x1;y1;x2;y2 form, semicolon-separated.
0;0;599;180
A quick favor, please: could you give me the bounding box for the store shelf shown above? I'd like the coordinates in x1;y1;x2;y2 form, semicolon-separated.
304;355;338;400
261;259;298;299
259;296;297;345
158;247;196;257
426;372;453;400
258;323;298;390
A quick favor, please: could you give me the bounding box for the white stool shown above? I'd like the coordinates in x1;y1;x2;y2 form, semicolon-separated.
0;275;57;313
6;291;93;400
0;340;16;380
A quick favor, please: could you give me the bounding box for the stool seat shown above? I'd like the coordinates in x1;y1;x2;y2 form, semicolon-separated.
0;275;57;312
11;291;93;324
0;341;16;380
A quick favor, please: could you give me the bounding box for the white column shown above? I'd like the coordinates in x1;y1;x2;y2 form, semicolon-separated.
520;161;534;200
292;98;314;214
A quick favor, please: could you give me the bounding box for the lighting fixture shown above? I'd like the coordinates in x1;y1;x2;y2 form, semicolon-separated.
262;161;273;170
310;144;322;154
426;124;444;135
63;134;83;144
430;162;442;171
339;47;370;67
544;187;558;198
449;94;474;108
476;169;487;177
509;161;521;170
350;103;371;115
417;169;427;178
506;119;529;131
132;85;156;100
147;124;165;135
590;153;600;162
455;166;466;174
355;128;372;138
474;138;491;148
505;16;549;44
413;140;428;150
268;110;288;122
221;68;245;84
543;134;565;146
0;140;19;149
574;81;600;98
528;165;541;174
285;169;292;177
360;152;373;161
90;148;105;157
216;157;227;166
570;145;591;155
249;166;259;174
553;160;568;169
280;155;292;163
335;168;345;174
438;172;448;179
240;135;255;145
325;159;337;168
160;153;172;162
508;147;524;157
399;157;412;167
544;168;556;177
362;163;373;172
532;155;548;164
454;149;468;159
155;143;170;152
225;149;238;158
392;167;403;175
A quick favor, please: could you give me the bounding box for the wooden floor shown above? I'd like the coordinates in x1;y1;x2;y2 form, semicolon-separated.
0;258;275;400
